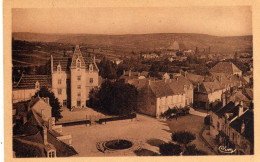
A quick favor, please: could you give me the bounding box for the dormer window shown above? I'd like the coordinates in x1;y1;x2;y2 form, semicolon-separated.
89;64;93;72
76;59;81;68
57;64;61;72
35;81;40;91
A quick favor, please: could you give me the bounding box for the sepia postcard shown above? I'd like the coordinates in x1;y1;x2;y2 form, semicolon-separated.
3;0;259;162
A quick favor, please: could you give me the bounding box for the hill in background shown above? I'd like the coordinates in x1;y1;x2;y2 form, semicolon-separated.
13;32;252;54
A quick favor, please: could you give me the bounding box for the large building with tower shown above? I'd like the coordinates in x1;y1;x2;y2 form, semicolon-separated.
13;45;99;109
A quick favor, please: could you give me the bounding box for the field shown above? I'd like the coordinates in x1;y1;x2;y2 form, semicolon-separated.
12;32;252;67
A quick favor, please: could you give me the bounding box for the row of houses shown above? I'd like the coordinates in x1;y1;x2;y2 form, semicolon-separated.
209;100;253;154
120;62;250;118
13;96;77;157
123;74;194;118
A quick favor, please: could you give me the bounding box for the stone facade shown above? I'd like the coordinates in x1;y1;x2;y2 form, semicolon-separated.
51;45;99;108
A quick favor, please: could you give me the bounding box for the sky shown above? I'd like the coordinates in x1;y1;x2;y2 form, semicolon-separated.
12;6;252;36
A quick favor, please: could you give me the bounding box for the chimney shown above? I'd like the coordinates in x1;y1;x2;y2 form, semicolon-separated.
238;101;244;116
23;115;27;124
51;55;53;74
43;126;48;145
235;100;240;106
123;70;126;76
241;120;245;134
48;118;54;130
93;55;96;63
197;83;200;92
129;70;131;77
184;71;187;78
63;49;66;57
43;97;49;105
222;94;226;107
148;79;151;86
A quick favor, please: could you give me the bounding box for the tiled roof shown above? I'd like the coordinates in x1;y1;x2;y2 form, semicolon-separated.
200;80;222;94
186;72;204;85
53;56;71;71
150;80;174;97
210;62;242;74
52;45;98;72
229;91;250;103
215;101;235;117
140;71;149;77
166;75;192;95
244;88;253;100
14;75;51;89
130;78;151;90
230;111;254;143
211;101;223;112
120;71;148;81
199;73;242;94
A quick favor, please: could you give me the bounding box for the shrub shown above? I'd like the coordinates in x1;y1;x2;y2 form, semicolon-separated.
204;115;211;125
171;131;196;148
183;144;207;155
159;142;182;156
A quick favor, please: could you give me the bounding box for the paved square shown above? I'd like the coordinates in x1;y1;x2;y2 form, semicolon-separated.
61;113;215;156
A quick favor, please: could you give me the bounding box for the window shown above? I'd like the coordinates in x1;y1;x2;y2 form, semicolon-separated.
48;151;55;158
77;76;81;81
52;152;55;157
58;79;61;84
77;85;81;89
63;100;67;106
90;78;93;83
77;100;81;107
89;64;93;72
35;81;40;90
57;64;61;72
58;89;62;95
78;92;81;97
76;59;81;68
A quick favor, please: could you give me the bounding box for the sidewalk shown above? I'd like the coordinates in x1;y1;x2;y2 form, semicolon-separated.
189;108;208;117
200;126;219;154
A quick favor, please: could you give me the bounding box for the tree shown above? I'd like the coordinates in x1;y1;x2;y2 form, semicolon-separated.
34;86;62;121
171;131;196;151
159;142;182;156
89;80;138;115
98;57;117;79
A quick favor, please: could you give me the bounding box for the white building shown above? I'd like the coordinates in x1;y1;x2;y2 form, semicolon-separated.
13;45;99;109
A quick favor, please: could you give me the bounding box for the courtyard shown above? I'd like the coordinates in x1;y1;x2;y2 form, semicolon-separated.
61;111;215;156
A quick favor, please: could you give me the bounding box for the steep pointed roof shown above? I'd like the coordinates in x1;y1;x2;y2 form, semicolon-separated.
70;45;86;68
52;45;99;72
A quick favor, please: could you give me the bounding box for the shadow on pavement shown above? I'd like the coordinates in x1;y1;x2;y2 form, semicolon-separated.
162;129;172;133
146;138;166;147
134;148;159;156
